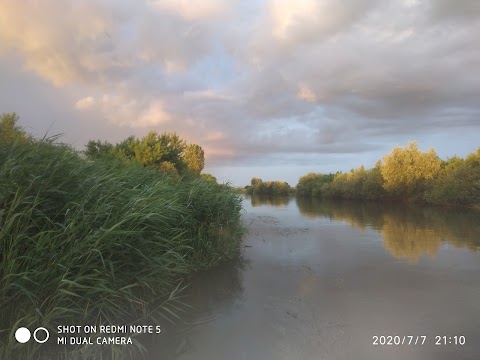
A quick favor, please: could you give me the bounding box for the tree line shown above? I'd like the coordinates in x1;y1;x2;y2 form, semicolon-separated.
85;132;206;177
295;142;480;207
245;177;292;196
245;142;480;208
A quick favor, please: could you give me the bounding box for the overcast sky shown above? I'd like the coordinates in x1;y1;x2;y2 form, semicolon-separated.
1;0;479;186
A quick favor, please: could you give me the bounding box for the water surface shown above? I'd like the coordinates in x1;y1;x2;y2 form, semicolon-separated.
152;196;480;360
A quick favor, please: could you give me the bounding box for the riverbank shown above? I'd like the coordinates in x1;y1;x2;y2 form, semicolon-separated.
0;140;244;359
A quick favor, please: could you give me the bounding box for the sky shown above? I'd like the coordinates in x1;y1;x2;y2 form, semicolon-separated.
1;0;479;186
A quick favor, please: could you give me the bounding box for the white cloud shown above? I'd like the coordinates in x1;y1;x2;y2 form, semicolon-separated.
74;96;96;110
183;90;234;101
297;84;317;103
97;94;172;128
0;0;125;86
134;101;172;127
265;0;378;46
268;0;318;41
147;0;232;20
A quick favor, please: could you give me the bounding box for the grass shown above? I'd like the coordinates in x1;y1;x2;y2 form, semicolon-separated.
0;140;244;359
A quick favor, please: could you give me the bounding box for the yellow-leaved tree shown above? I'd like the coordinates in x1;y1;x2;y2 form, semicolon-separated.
381;142;441;198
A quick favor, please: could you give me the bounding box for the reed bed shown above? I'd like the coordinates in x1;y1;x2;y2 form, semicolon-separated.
0;140;244;359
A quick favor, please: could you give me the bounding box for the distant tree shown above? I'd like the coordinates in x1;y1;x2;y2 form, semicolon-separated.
84;131;207;177
246;178;290;195
441;155;464;172
201;173;217;183
114;135;139;162
361;162;386;200
321;164;386;200
155;132;187;167
104;131;187;172
251;177;262;187
84;140;114;159
381;142;441;198
158;161;179;176
131;131;186;170
296;173;334;197
245;178;262;194
465;147;480;168
425;148;480;206
262;180;291;195
0;113;30;143
183;144;205;174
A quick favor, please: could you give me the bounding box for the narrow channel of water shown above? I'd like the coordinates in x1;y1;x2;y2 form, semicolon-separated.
150;195;480;360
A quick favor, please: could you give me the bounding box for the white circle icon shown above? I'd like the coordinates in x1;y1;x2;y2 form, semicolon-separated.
33;327;50;343
15;327;31;343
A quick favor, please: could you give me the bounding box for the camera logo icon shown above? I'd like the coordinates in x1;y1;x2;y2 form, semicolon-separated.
15;327;49;344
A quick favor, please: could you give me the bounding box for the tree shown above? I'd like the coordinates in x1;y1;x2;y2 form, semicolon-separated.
201;173;217;183
296;173;334;197
183;144;205;174
380;142;441;197
114;135;139;162
110;131;187;172
362;162;386;200
251;177;262;187
84;140;114;159
425;148;480;206
132;131;186;169
246;178;263;194
465;147;480;168
155;132;187;167
84;131;209;177
158;161;179;176
0;113;30;143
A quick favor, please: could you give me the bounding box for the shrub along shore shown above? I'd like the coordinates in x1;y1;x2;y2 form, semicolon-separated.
246;142;480;209
0;115;244;358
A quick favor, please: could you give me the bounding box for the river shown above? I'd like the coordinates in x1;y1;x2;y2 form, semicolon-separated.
150;195;480;360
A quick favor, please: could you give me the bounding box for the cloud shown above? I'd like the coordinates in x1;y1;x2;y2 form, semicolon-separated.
0;0;227;85
96;94;172;128
267;0;377;44
183;90;234;101
0;0;129;86
204;131;226;141
147;0;233;20
297;84;317;103
74;96;96;110
428;0;480;21
1;0;479;173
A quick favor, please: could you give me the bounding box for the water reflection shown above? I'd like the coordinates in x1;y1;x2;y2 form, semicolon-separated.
293;197;480;262
247;194;291;208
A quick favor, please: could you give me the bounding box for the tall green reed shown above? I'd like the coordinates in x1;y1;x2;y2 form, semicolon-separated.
0;140;244;359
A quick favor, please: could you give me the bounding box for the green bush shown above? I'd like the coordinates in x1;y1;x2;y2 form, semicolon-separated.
296;173;334;197
425;151;480;206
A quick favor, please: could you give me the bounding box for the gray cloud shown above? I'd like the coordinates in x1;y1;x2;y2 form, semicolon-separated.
0;0;479;177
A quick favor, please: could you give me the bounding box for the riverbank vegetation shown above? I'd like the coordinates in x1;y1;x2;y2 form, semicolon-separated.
0;113;244;359
294;142;480;208
244;177;292;196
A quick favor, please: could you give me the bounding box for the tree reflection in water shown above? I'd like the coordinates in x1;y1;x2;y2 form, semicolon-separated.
293;197;480;262
247;194;291;208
